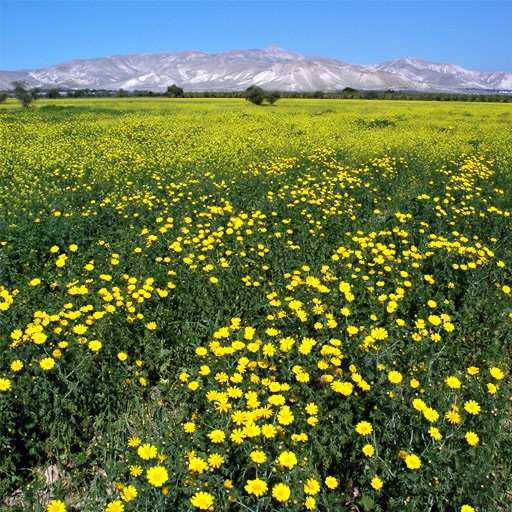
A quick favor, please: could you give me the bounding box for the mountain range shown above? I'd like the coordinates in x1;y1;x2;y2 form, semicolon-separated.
1;46;511;93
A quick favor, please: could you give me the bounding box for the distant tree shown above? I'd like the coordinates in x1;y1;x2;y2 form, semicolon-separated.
12;80;38;107
244;85;266;105
265;91;280;105
0;92;8;104
116;88;128;97
244;85;280;105
46;88;61;99
166;84;185;98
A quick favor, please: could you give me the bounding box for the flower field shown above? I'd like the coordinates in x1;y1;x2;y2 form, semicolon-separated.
0;98;511;512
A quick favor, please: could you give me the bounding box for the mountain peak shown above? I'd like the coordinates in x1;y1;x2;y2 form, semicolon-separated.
263;45;304;60
1;47;511;93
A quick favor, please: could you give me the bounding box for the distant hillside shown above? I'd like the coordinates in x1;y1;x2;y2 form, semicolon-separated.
2;46;511;93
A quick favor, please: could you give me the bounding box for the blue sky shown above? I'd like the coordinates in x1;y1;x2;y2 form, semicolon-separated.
1;1;511;72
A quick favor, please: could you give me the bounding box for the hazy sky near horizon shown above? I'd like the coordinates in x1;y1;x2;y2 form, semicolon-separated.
1;1;511;73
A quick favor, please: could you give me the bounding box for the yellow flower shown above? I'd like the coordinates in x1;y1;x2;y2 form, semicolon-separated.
32;332;48;344
371;327;388;340
88;340;102;352
146;466;168;487
10;360;24;372
207;453;225;468
250;450;267;464
304;496;316;509
137;443;157;460
490;367;504;380
423;407;439;422
487;383;498;394
73;324;87;335
190;491;214;510
47;500;66;512
388;371;403;384
464;400;481;415
325;476;339;489
371;477;383;490
230;428;246;444
277;450;298;469
460;505;475;512
355;421;373;436
199;365;210;376
428;427;442;440
120;485;137;502
465;431;479;446
445;376;461;389
304;478;320;495
105;501;124;512
272;482;291;502
183;422;195;433
467;366;479;375
331;380;353;396
207;429;226;443
362;444;375;457
277;405;294;425
127;437;141;447
117;352;128;361
445;409;461;424
404;453;421;469
261;423;277;438
39;357;55;371
244;478;268;497
244;326;256;340
305;402;319;415
188;456;209;474
412;398;427;411
410;378;420;388
129;465;143;477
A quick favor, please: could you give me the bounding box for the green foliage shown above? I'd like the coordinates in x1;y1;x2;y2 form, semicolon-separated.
46;89;61;99
11;80;38;108
244;85;280;105
244;85;267;105
165;84;185;98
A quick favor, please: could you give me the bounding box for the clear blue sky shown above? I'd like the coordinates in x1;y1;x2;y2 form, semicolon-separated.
1;1;511;73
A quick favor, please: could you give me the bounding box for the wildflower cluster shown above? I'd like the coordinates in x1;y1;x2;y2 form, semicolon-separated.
0;99;511;511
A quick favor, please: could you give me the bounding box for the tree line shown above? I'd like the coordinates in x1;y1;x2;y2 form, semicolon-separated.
1;81;511;107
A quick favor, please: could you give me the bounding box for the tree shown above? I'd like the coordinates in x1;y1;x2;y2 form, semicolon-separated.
244;86;281;106
12;80;38;107
166;84;184;98
46;88;61;99
244;85;266;105
265;91;280;105
116;88;128;97
0;92;8;104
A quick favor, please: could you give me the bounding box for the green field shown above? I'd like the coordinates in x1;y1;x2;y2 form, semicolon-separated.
1;98;511;511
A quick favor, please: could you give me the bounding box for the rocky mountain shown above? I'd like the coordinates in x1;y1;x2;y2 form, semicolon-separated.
1;46;511;93
369;57;512;92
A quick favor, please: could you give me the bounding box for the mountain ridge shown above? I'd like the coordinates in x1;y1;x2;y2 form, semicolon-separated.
1;46;511;93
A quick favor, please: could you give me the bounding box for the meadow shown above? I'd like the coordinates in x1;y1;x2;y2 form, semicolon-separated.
0;97;511;512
